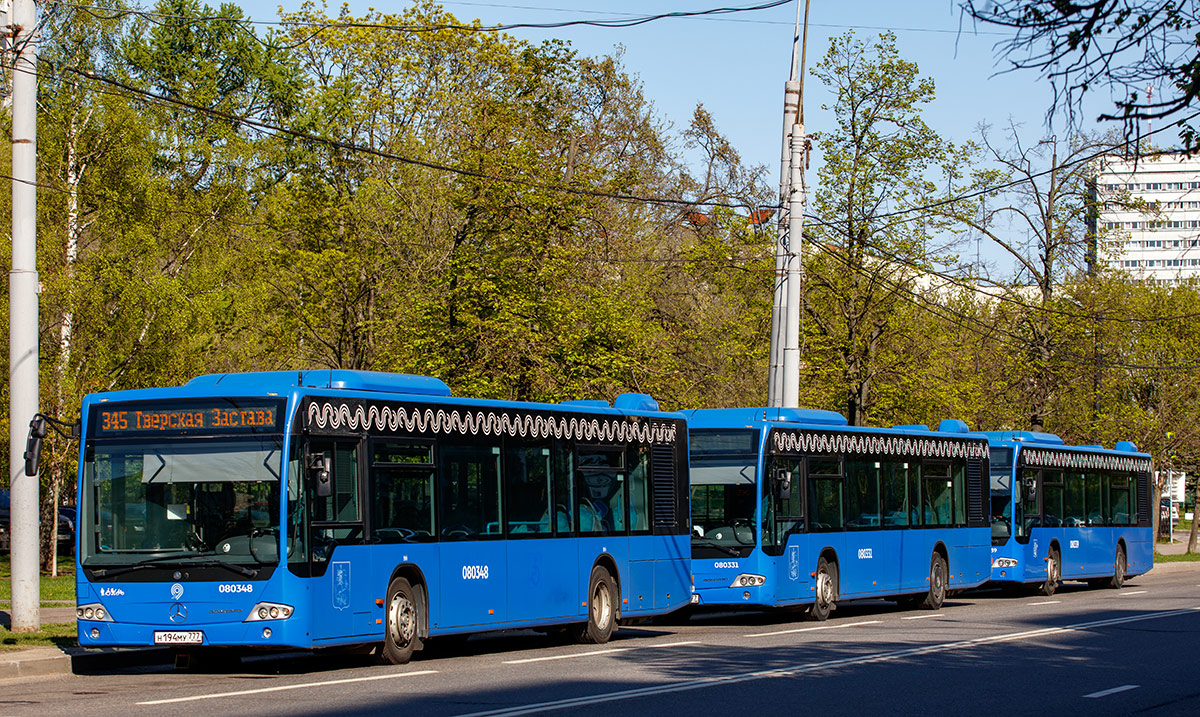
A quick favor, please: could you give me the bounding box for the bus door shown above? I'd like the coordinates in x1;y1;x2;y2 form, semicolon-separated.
764;455;809;604
504;442;577;622
306;438;374;642
436;443;508;629
842;458;888;597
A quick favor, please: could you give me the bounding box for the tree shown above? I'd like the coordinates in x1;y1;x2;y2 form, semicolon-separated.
803;31;979;425
964;1;1200;148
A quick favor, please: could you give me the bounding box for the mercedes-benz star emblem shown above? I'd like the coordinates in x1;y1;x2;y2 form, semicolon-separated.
169;603;188;624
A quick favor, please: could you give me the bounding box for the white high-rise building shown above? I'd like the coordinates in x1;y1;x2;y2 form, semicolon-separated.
1097;152;1200;283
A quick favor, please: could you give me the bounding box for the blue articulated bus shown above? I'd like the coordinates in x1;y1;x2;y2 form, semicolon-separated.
70;371;691;663
684;408;992;619
985;431;1153;594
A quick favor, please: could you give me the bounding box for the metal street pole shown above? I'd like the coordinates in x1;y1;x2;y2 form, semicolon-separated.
768;0;805;407
8;0;40;632
768;0;808;407
781;121;805;407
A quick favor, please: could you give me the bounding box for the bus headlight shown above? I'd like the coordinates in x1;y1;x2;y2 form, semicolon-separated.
992;558;1018;569
244;602;294;622
730;574;766;588
76;603;115;622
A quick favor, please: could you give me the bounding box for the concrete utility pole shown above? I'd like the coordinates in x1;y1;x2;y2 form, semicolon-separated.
768;0;809;408
8;0;40;632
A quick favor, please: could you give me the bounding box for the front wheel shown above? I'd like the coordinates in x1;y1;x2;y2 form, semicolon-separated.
1039;549;1060;597
807;557;837;621
575;565;617;644
382;577;420;664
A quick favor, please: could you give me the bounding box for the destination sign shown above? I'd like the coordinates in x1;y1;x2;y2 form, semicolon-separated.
94;402;281;436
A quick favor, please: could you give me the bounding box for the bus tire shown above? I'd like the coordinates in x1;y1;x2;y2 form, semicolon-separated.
575;565;617;644
1040;549;1060;597
1109;545;1127;589
382;577;419;665
921;552;948;610
807;557;836;622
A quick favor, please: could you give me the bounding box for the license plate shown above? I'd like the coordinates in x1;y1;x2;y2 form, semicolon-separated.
154;631;204;645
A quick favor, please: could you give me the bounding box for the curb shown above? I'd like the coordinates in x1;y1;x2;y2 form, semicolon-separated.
0;647;71;682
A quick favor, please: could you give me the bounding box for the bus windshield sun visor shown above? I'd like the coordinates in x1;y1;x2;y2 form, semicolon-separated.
140;445;281;484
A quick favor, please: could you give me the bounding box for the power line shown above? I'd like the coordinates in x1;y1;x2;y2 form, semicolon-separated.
61;0;793;33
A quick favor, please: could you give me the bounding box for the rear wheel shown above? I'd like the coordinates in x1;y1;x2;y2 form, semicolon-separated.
1109;546;1127;589
382;577;419;665
921;553;948;610
808;557;836;621
575;565;617;644
1039;549;1060;597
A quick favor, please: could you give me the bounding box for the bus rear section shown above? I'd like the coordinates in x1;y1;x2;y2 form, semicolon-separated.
74;370;693;663
686;408;992;619
985;431;1153;595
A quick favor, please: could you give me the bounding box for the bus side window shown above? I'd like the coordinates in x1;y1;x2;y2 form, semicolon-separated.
438;443;502;540
308;440;363;566
882;461;909;526
628;446;650;532
371;440;435;542
505;444;553;536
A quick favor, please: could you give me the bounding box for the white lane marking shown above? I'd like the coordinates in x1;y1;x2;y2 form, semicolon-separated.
1084;684;1139;699
1118;590;1148;596
900;614;943;620
745;620;880;638
502;640;701;665
1029;600;1061;606
504;648;629;665
137;670;437;706
454;607;1200;717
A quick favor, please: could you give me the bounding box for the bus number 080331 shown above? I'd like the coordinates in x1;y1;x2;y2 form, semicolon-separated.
462;565;490;580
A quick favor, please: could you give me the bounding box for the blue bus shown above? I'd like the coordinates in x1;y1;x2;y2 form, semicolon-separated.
65;371;691;663
986;431;1153;594
684;408;992;619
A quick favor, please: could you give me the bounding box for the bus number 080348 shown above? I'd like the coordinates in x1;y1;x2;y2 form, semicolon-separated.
462;565;490;580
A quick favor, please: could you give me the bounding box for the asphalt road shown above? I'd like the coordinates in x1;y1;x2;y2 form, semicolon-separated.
5;565;1199;716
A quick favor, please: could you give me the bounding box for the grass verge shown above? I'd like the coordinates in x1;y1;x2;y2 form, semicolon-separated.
0;622;76;652
1155;551;1200;562
0;556;76;604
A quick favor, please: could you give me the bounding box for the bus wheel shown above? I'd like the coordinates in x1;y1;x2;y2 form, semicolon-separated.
808;557;836;622
383;577;419;665
921;553;947;610
575;565;617;644
1039;549;1060;597
1109;546;1127;589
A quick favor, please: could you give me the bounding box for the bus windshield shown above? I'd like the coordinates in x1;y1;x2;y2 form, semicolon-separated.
689;430;758;558
81;438;283;567
989;447;1013;545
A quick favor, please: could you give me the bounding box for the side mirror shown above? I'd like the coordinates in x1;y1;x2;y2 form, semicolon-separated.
23;415;47;477
775;469;792;500
307;453;332;498
1023;477;1037;500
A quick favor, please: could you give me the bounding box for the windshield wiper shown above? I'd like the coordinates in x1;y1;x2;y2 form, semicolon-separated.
690;536;743;557
91;552;258;579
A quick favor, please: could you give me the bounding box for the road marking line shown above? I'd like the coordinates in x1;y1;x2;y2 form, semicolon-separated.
504;648;629;665
745;620;880;638
646;641;702;649
1118;590;1148;596
453;607;1200;717
1029;600;1061;605
1084;684;1139;698
137;669;437;706
900;614;943;620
